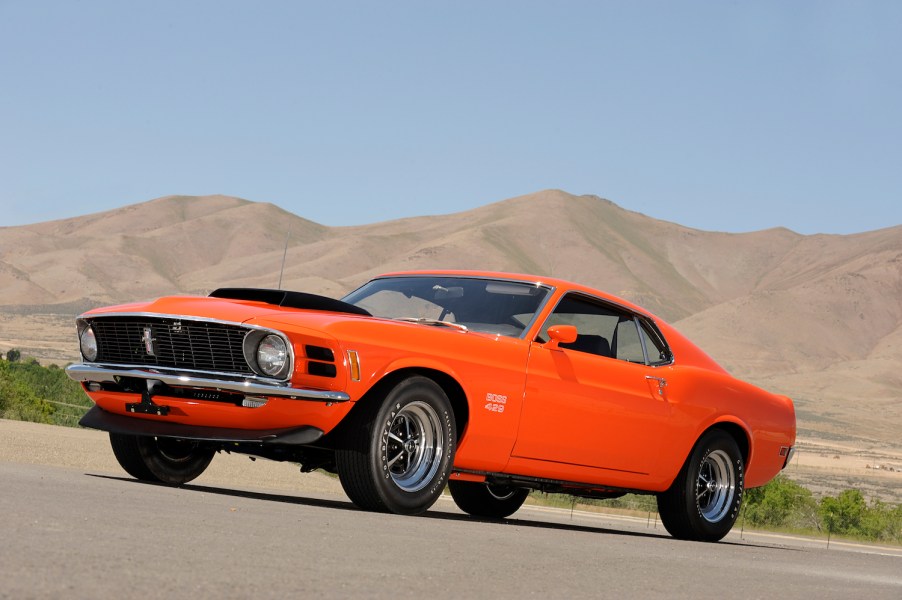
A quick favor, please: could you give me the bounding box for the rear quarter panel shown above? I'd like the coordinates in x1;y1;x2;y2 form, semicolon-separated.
661;365;796;489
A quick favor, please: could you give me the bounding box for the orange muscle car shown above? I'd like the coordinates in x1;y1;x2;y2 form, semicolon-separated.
67;270;795;541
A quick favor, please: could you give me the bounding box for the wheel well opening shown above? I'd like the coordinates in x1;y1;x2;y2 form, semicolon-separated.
348;367;470;443
709;422;750;466
420;370;469;442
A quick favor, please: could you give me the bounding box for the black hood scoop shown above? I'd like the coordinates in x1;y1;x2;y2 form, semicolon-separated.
209;288;371;316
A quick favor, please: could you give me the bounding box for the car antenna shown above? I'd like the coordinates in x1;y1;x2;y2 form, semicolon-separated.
277;223;291;289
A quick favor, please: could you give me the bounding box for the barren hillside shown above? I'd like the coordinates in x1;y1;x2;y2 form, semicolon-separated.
2;190;901;465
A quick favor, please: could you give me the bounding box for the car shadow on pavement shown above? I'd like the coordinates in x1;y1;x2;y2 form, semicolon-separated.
85;472;356;512
85;472;783;549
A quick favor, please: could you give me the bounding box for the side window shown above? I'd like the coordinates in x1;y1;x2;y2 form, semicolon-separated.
541;294;673;365
542;294;644;362
639;319;673;365
614;318;645;363
541;295;619;358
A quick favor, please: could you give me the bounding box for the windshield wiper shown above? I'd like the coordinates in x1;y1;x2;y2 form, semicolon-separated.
395;318;469;332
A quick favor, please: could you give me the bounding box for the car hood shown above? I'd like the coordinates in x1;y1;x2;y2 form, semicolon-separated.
81;294;368;331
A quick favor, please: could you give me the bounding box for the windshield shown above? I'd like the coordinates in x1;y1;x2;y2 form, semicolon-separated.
343;276;552;338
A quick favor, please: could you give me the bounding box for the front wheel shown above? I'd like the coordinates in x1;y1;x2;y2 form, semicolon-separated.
109;433;215;485
336;376;456;515
449;480;529;519
657;429;744;542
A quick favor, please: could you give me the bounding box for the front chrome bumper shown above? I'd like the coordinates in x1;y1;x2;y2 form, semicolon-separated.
66;363;350;403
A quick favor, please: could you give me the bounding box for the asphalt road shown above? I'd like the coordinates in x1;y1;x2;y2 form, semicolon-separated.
2;422;901;599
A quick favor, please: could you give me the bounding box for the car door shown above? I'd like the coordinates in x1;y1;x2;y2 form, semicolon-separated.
511;293;673;478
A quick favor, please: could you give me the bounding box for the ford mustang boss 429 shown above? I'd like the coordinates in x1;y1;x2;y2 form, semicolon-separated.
67;271;795;542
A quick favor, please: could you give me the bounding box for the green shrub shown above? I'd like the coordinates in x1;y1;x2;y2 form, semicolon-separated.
744;475;817;529
819;489;902;543
0;355;92;426
744;476;901;543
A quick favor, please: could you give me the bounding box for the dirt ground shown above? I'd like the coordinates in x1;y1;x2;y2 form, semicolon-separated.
783;437;902;503
0;312;80;365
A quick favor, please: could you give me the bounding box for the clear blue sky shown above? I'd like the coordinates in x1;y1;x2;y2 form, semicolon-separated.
1;1;900;234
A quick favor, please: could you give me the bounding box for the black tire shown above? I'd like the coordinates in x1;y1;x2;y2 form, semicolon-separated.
109;433;215;485
449;480;529;519
656;429;744;542
336;376;456;515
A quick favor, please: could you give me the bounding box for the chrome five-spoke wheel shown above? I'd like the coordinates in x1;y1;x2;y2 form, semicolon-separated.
696;448;736;523
385;401;444;493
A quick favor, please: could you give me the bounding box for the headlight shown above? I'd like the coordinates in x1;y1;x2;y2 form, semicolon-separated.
80;326;98;362
256;334;288;377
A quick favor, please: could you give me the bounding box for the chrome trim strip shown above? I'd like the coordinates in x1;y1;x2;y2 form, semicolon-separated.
70;361;266;383
77;311;269;329
782;446;795;469
66;363;350;403
347;273;556;292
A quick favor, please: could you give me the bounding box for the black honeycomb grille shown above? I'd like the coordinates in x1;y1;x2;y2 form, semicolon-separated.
90;317;253;375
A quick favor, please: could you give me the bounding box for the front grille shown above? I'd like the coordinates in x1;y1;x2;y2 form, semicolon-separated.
90;316;253;375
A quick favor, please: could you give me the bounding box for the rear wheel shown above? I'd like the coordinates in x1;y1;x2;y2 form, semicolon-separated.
657;429;744;542
109;433;215;485
449;480;529;519
336;376;456;515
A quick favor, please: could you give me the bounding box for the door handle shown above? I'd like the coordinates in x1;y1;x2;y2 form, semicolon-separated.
645;376;667;400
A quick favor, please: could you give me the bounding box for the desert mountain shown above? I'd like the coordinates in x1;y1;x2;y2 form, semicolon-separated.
2;190;901;451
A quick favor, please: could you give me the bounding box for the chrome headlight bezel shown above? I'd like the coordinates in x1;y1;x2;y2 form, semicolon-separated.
79;324;99;362
243;330;293;380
